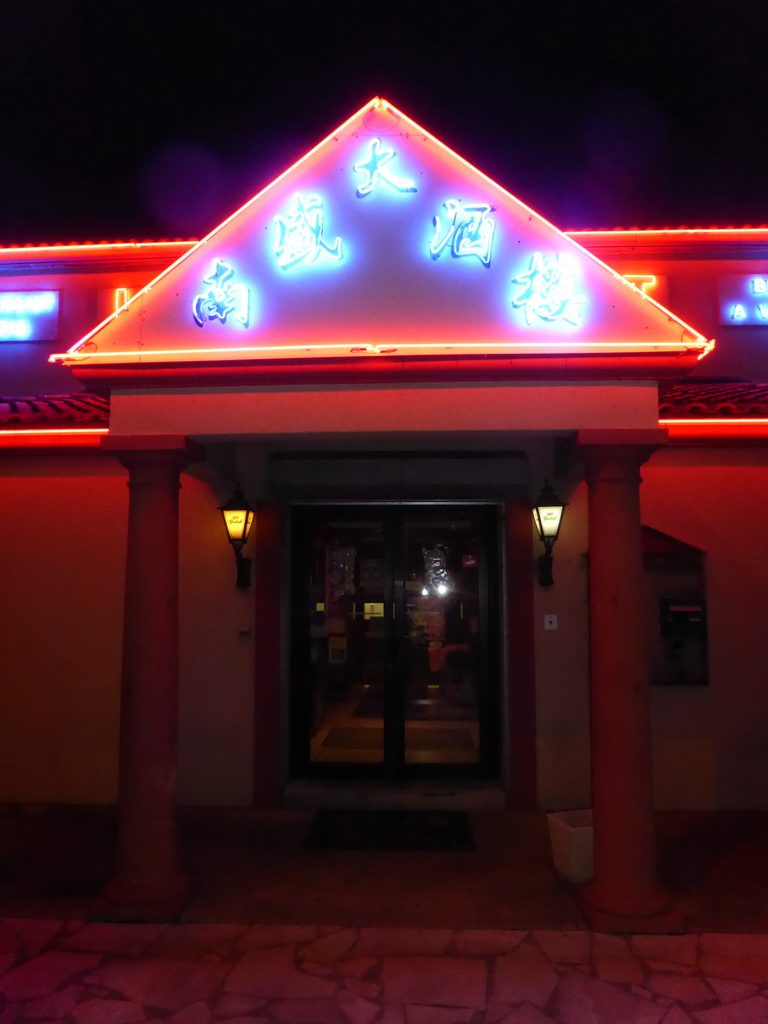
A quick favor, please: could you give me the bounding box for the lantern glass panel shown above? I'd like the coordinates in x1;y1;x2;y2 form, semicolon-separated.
534;504;563;540
222;507;253;544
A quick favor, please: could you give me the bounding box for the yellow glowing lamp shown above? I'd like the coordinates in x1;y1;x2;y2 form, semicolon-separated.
532;481;567;587
219;486;255;587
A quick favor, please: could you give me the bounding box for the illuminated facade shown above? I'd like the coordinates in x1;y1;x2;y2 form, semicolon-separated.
3;100;768;922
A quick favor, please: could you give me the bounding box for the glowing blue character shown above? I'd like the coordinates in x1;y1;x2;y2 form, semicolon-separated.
511;252;585;325
274;193;343;270
430;201;496;267
353;138;417;198
192;259;250;328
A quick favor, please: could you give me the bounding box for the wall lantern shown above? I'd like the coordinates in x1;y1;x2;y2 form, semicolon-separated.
532;481;567;587
219;486;255;589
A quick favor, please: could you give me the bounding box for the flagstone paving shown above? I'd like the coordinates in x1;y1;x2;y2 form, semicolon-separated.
0;920;766;1023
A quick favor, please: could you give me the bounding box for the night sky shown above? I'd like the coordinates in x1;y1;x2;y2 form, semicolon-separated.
2;0;767;244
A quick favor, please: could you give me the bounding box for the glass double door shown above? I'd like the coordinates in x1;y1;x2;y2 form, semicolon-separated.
291;505;499;779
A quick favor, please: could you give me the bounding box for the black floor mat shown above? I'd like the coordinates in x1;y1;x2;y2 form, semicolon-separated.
304;808;475;851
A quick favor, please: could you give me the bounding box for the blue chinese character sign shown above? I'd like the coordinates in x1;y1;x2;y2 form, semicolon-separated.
511;253;585;325
55;98;711;375
353;138;417;198
192;259;250;327
430;201;496;267
274;194;343;270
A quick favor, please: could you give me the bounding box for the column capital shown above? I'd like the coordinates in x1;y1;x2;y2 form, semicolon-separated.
101;435;205;473
574;428;667;478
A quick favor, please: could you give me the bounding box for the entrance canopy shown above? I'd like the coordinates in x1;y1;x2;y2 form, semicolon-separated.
52;99;712;384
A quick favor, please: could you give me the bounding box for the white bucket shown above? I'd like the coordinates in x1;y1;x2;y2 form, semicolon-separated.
547;808;594;884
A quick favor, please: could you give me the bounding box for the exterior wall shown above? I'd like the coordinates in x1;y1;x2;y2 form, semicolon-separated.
4;239;768;813
643;446;768;810
534;446;768;813
0;453;258;808
0;455;126;803
177;468;256;807
4;442;768;813
533;480;591;810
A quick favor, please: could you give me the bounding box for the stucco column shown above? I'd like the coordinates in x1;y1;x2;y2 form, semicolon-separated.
101;435;202;913
576;429;670;919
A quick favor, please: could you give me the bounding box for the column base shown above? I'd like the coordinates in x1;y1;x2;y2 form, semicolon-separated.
577;891;684;934
94;873;190;922
578;879;681;933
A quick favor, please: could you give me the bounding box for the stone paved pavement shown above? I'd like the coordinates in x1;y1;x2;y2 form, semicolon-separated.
0;919;767;1023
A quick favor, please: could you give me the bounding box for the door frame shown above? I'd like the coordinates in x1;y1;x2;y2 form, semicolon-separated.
288;501;503;781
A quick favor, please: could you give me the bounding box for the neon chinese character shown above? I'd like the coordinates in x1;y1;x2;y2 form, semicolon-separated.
430;201;496;268
192;259;250;328
511;252;585;326
274;193;343;270
353;138;417;198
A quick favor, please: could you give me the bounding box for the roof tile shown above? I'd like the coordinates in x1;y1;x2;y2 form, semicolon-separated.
0;394;110;428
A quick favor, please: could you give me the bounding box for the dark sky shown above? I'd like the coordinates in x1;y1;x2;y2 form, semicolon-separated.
1;0;767;244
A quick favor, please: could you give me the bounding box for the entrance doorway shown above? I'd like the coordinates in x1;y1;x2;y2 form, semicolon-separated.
290;505;500;779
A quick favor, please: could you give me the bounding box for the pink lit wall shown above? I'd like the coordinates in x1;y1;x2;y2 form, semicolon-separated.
0;459;126;802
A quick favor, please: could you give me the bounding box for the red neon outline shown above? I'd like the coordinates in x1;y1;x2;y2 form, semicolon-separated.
0;427;109;436
51;99;711;367
0;427;108;449
661;417;768;425
660;417;768;441
57;338;714;363
0;241;195;257
568;228;768;239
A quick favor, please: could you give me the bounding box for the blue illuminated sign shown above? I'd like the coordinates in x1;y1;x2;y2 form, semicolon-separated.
192;259;250;328
274;194;343;270
511;253;584;326
720;276;768;324
0;291;59;341
430;201;495;267
353;138;417;198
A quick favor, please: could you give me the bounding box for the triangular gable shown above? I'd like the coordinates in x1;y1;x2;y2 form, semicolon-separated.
53;99;712;372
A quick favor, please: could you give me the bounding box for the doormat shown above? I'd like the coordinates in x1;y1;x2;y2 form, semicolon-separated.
303;808;475;851
323;726;474;749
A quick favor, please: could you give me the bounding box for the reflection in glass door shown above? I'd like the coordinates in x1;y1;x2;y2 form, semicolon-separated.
402;518;482;767
291;505;499;779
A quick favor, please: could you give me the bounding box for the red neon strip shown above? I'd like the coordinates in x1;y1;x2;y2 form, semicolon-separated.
0;428;108;449
0;427;108;435
568;228;768;239
53;338;712;364
660;418;768;440
661;417;768;425
0;241;196;256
